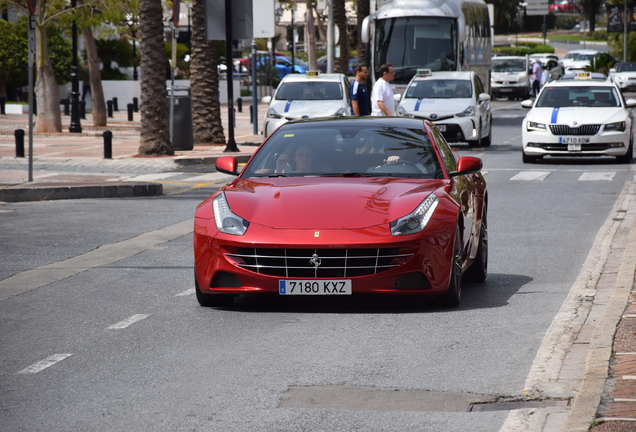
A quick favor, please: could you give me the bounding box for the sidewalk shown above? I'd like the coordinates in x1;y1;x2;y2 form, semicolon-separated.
0;101;265;201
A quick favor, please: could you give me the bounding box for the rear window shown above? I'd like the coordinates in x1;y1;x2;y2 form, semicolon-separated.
405;79;472;99
276;81;343;100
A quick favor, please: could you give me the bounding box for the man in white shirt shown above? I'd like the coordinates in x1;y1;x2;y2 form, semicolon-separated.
371;63;395;116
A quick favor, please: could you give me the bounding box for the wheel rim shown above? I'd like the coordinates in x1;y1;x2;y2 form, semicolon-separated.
452;235;462;300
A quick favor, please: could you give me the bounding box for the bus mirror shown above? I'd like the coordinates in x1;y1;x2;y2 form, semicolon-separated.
361;16;371;44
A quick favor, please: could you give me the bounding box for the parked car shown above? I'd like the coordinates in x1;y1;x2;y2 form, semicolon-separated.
521;72;636;163
609;62;636;92
548;0;581;13
317;55;356;75
194;116;488;308
395;70;492;147
257;56;309;79
491;56;532;100
261;71;351;137
561;50;599;73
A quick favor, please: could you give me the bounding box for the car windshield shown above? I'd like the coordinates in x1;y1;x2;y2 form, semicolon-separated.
492;59;526;72
405;79;472;99
617;63;636;72
275;81;343;100
243;124;443;178
574;54;595;61
536;86;621;108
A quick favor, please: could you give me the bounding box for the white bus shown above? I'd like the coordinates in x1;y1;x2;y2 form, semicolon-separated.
361;0;492;95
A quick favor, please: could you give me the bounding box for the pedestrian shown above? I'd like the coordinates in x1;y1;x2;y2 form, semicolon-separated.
531;59;542;97
550;61;565;81
541;63;550;86
350;65;371;116
371;63;395;116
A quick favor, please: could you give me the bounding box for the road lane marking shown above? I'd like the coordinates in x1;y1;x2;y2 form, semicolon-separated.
16;354;72;374
124;173;176;182
107;314;151;329
510;171;551;181
175;288;195;296
578;172;616;181
0;219;194;302
180;173;233;183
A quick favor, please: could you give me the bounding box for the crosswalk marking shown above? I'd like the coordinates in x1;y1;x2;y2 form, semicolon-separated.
510;171;552;181
578;172;616;181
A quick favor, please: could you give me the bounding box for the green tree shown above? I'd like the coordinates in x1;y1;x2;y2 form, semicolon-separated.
0;19;27;101
96;38;133;79
578;0;603;32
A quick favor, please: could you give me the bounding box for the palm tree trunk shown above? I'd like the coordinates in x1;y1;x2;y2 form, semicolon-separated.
356;0;370;66
81;26;107;127
138;0;172;155
190;0;225;145
332;0;348;74
306;0;317;70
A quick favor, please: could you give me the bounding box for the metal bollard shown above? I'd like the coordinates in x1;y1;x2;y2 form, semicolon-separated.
103;130;112;159
15;129;25;158
112;97;118;112
132;97;139;112
107;100;113;118
0;96;6;115
79;101;86;119
237;97;242;113
127;103;134;121
250;105;253;124
62;98;70;116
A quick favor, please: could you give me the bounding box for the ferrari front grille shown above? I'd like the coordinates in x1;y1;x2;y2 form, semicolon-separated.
226;248;413;278
549;124;601;136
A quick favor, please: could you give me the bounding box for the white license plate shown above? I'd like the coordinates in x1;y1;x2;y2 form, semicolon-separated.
436;125;447;132
279;279;352;295
500;88;513;92
561;137;590;144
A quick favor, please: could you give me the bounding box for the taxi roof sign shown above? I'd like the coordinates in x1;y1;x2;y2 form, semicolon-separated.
416;69;432;77
574;72;592;80
306;70;320;77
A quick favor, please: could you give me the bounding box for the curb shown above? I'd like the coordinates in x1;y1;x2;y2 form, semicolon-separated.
0;181;162;202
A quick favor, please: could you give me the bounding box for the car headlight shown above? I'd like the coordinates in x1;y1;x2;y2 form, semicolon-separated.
266;107;283;119
213;193;250;235
619;75;629;81
396;105;412;117
456;106;475;117
527;121;547;131
390;194;439;236
518;76;526;83
490;77;495;83
334;108;346;117
604;121;626;132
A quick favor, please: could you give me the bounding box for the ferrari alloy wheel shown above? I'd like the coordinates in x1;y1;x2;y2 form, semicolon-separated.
464;216;488;283
441;226;463;307
195;274;235;307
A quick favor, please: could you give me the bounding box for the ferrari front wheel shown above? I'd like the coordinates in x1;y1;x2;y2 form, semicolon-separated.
195;273;235;307
464;217;488;283
440;226;463;307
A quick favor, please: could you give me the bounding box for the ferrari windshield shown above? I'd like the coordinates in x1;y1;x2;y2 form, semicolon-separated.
492;59;526;73
275;81;343;100
404;79;472;99
243;123;443;178
536;86;621;108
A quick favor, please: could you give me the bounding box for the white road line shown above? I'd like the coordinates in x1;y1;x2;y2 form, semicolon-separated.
124;173;177;182
175;288;195;296
106;314;151;329
16;354;73;374
578;172;616;181
180;173;233;183
510;171;551;181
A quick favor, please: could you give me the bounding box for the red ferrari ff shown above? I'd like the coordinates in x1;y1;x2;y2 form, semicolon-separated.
194;117;487;308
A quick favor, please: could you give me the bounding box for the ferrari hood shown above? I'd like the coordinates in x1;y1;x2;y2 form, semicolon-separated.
270;100;345;119
224;178;443;230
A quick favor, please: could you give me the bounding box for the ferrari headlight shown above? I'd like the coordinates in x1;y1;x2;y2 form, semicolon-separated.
213;193;249;235
604;121;626;132
456;106;474;117
390;194;439;236
266;107;283;119
396;106;412;117
527;121;547;131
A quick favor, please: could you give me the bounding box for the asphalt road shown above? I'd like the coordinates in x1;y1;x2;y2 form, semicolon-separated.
1;101;634;431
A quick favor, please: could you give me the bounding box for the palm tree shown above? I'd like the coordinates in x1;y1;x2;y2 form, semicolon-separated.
332;0;348;74
356;0;369;66
189;0;225;145
137;0;172;155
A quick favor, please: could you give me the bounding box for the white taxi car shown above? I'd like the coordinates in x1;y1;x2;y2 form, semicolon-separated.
395;70;492;147
561;50;598;73
521;72;636;163
261;71;351;138
609;62;636;92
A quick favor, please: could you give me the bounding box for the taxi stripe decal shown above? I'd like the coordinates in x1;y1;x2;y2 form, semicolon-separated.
284;100;293;113
415;99;423;111
551;107;560;124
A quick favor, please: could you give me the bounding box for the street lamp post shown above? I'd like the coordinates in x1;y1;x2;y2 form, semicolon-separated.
69;0;82;132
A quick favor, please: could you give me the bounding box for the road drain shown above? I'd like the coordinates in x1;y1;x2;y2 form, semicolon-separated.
280;386;569;413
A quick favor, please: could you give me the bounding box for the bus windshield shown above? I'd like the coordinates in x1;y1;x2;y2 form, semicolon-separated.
375;16;456;85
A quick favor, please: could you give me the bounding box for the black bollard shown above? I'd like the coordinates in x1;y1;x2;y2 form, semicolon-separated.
15;129;25;158
79;101;86;119
103;130;112;159
62;98;70;116
107;100;113;118
112;97;118;111
127;103;134;121
250;105;253;124
132;97;138;112
237;97;242;113
0;96;5;115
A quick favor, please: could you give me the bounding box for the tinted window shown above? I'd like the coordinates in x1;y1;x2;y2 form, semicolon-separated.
492;59;526;72
536;86;621;108
276;81;343;100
